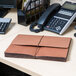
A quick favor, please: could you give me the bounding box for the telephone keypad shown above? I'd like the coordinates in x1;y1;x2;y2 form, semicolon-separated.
45;17;68;33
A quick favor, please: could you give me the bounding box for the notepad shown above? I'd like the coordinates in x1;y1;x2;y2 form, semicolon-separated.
5;34;71;62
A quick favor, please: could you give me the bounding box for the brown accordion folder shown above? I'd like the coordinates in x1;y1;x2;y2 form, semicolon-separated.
5;34;71;61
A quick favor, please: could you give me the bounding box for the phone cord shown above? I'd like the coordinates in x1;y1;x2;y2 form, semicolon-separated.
30;21;43;33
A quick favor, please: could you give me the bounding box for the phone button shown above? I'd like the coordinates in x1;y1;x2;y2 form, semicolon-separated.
56;26;61;31
46;26;50;28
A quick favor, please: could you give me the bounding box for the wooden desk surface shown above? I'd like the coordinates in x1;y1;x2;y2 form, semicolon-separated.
0;9;76;76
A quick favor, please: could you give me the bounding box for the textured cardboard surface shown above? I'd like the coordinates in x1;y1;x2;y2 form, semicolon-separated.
36;47;68;61
12;34;43;46
39;36;71;48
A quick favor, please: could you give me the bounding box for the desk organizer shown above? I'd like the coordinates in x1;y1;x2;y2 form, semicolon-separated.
17;0;50;25
5;34;71;62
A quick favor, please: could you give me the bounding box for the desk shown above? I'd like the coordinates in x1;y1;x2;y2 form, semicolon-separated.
0;9;76;76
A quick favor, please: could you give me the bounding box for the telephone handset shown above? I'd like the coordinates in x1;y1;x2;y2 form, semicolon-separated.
37;3;61;27
30;3;61;33
30;1;76;34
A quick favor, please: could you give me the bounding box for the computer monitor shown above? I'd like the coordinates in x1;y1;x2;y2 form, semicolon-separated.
0;0;16;8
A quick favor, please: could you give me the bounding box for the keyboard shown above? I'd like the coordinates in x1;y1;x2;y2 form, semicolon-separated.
0;8;9;17
0;18;12;34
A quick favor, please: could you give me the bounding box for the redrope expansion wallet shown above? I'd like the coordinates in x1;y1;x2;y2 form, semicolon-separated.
5;34;71;62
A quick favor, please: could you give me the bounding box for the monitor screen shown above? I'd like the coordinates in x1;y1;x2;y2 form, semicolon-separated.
0;0;16;8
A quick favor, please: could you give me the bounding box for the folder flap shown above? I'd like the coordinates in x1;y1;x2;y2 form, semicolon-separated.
36;47;68;58
12;34;43;46
39;36;71;48
5;44;37;56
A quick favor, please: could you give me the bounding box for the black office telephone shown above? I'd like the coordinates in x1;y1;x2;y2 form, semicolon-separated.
30;1;76;34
